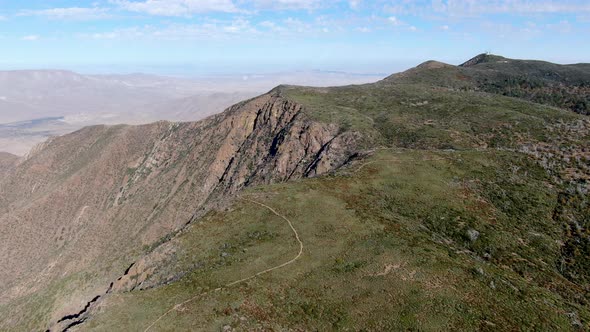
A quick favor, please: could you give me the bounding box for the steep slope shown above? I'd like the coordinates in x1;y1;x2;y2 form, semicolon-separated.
0;92;359;331
0;151;18;166
0;152;19;177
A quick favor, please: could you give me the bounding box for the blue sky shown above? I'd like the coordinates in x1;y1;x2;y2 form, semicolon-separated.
1;0;589;75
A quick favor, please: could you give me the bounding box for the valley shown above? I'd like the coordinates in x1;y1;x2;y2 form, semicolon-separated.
0;70;381;155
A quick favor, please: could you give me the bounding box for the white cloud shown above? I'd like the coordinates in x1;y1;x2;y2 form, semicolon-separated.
385;15;420;31
258;16;337;34
110;0;239;16
249;0;324;10
259;21;278;28
282;17;312;33
386;0;590;16
81;28;144;40
0;15;6;21
349;0;361;10
387;16;413;29
22;35;40;41
223;18;255;33
480;21;543;39
18;7;110;20
440;25;450;30
259;20;287;32
383;2;423;15
546;20;573;33
440;0;590;15
388;16;403;26
109;0;334;15
89;32;120;39
79;19;263;41
80;14;348;41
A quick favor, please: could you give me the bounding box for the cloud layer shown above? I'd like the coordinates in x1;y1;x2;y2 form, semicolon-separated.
2;0;589;70
18;7;110;20
110;0;239;16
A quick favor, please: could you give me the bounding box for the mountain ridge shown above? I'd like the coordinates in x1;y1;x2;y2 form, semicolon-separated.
0;88;363;331
383;53;590;115
1;54;589;331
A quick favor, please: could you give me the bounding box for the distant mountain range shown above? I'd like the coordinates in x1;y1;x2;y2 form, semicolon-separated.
0;70;203;123
0;55;589;331
0;69;384;155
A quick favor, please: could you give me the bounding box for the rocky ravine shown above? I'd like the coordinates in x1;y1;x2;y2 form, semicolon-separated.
0;89;360;331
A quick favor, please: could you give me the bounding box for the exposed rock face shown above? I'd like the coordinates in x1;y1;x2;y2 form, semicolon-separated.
206;92;360;195
0;90;360;331
110;238;179;294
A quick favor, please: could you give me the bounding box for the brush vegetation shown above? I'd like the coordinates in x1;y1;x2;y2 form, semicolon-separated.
81;55;590;330
1;54;588;331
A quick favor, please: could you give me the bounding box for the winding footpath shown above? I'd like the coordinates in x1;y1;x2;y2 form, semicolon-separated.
143;198;304;332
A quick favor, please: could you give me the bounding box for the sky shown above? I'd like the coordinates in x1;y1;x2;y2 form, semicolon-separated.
1;0;589;75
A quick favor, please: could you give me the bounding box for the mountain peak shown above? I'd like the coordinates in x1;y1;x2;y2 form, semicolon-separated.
460;53;509;67
415;60;454;70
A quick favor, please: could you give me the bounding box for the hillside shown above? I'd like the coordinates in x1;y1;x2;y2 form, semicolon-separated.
0;91;358;331
0;55;589;331
0;152;18;178
386;53;590;115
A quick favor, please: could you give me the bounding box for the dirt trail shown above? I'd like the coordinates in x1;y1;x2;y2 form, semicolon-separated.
143;197;304;332
73;206;89;224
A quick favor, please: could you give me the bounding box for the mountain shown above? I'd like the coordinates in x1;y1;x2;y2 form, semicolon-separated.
386;53;590;115
0;70;199;123
0;91;358;331
0;55;589;331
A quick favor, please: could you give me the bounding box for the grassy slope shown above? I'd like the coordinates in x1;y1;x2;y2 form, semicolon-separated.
283;82;578;150
81;80;589;330
85;149;587;331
